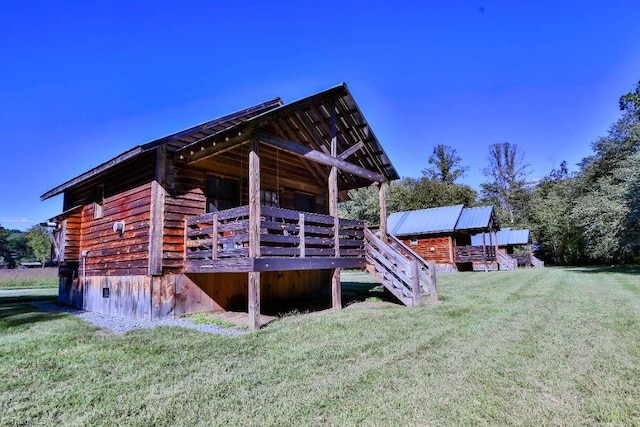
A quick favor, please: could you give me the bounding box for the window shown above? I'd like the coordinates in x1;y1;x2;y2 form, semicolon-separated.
206;176;239;213
260;190;279;207
294;192;315;212
94;184;104;219
410;239;418;246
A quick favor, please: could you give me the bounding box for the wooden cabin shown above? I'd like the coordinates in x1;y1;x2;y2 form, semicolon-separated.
471;228;544;268
42;84;437;330
387;205;501;272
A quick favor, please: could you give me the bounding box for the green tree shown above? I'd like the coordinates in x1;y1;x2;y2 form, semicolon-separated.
7;231;32;264
526;160;590;264
422;144;469;183
0;224;12;268
339;178;478;224
480;142;531;226
25;226;51;264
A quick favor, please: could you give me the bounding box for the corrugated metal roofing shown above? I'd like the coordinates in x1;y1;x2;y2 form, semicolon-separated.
455;206;494;231
471;228;530;246
388;205;464;236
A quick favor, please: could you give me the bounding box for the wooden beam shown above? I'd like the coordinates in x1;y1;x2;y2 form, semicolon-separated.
256;131;386;183
378;182;388;242
329;104;342;311
249;138;261;258
338;140;364;160
148;146;166;276
248;271;260;331
248;137;261;332
176;132;249;164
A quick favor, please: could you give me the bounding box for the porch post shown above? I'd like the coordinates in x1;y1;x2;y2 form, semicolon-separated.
329;101;341;310
379;182;388;242
492;229;500;269
248;137;261;331
482;232;488;272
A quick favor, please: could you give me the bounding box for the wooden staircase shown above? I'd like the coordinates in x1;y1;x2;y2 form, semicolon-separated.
364;228;437;307
497;250;518;271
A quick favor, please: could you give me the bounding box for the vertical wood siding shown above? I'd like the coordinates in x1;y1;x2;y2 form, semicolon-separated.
401;236;453;265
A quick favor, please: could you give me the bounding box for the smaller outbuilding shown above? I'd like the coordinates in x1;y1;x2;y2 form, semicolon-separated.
471;228;544;268
388;205;499;272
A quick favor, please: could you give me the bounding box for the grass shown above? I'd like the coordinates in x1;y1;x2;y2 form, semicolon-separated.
0;267;58;289
186;312;237;329
1;267;639;425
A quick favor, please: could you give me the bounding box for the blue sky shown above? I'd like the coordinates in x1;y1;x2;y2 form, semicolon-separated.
1;1;639;230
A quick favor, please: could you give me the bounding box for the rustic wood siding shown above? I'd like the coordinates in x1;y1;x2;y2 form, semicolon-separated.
401;236;453;264
83;275;152;320
163;159;207;274
63;214;81;262
81;183;153;276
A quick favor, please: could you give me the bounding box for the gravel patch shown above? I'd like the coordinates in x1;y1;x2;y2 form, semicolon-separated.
31;303;245;336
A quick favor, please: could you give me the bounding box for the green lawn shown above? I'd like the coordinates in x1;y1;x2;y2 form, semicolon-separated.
1;267;639;425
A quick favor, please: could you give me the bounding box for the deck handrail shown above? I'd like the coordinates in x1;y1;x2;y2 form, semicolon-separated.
185;205;365;264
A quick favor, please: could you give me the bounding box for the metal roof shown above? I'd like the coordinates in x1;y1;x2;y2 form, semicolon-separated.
174;83;400;189
471;228;530;246
388;205;495;237
455;206;495;231
42;83;400;201
388;205;464;236
41;98;282;200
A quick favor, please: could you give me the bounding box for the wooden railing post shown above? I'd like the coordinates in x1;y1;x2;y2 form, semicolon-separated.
212;213;218;260
411;260;421;307
248;137;261;332
427;261;438;304
298;213;305;258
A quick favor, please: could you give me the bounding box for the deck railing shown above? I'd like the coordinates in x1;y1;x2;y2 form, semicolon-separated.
454;245;496;263
185;205;365;264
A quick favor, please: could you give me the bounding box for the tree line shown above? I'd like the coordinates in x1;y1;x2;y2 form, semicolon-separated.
0;225;52;268
340;81;640;265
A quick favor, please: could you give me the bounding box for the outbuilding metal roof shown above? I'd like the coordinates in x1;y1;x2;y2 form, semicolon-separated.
388;205;464;236
455;206;495;231
471;228;530;246
388;204;495;237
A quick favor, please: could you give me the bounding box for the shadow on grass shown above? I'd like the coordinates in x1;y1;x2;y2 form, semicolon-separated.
341;280;402;306
560;265;640;275
0;294;65;329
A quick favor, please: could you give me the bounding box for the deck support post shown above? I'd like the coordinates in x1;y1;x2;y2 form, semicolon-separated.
329;100;341;310
490;229;498;269
248;137;261;331
379;182;388;243
482;232;488;272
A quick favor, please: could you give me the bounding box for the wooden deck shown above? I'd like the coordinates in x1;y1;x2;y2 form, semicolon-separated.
184;205;366;273
454;245;496;263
